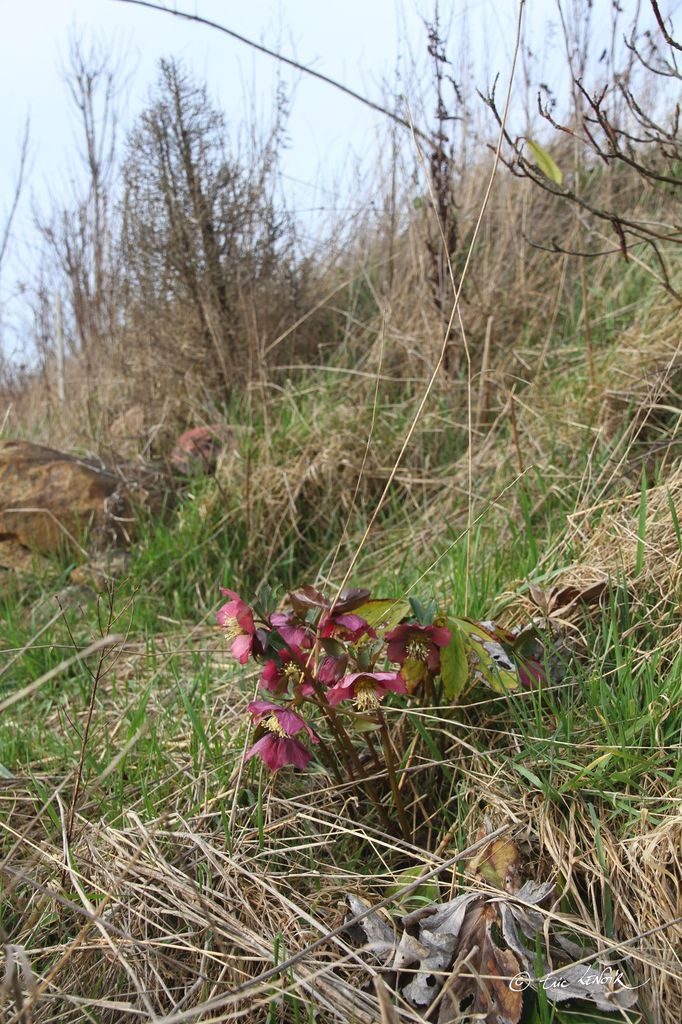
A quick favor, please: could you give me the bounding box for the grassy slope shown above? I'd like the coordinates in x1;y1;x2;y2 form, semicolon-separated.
1;261;681;1022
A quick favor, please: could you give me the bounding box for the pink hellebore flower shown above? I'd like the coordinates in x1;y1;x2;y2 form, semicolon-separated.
518;657;546;690
385;623;452;673
270;611;314;650
217;588;256;664
260;646;312;696
246;733;312;771
245;699;318;772
317;653;349;685
327;671;406;712
319;611;376;643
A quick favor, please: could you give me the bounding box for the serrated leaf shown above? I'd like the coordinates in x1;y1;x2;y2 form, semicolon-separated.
454;618;520;695
409;597;437;625
344;895;395;961
353;599;410;634
527;139;563;185
266;629;289;654
439;619;469;701
319;636;346;656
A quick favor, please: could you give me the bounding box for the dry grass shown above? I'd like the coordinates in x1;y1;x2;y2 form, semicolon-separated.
2;49;681;1024
3;656;680;1023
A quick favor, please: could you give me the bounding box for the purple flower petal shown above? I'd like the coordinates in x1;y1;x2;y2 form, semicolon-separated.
276;709;318;741
247;699;281;719
271;612;314;650
327;671;406;706
318;654;348;684
231;633;253;664
260;659;283;692
326;679;354;705
244;734;312;771
430;626;453;648
247;700;318;742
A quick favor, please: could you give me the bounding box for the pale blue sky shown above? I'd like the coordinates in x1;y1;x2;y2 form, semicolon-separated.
0;0;677;360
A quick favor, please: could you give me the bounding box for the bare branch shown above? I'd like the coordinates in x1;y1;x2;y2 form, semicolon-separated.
112;0;433;143
649;0;682;52
0;118;30;280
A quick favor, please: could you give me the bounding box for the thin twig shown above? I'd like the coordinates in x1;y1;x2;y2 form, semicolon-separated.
112;0;432;142
60;588;117;851
331;0;527;609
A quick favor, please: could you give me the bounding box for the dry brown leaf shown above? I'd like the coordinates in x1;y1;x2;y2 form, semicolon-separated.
345;877;639;1021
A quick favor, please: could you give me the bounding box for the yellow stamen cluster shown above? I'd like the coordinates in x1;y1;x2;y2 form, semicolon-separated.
223;620;245;644
354;678;380;712
264;713;288;738
406;638;430;662
284;662;305;687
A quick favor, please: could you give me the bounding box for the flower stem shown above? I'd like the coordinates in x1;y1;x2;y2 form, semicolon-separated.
323;702;393;831
378;710;411;843
315;735;345;785
363;731;383;773
308;679;393;830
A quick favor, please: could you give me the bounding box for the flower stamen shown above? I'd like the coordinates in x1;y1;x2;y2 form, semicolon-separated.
222;622;245;644
283;662;305;687
264;713;288;738
405;638;430;662
353;678;380;712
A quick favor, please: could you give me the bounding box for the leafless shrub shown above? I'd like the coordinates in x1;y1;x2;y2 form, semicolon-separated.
485;0;682;303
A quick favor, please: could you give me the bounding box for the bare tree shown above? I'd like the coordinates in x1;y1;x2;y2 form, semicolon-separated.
37;32;125;356
120;58;292;397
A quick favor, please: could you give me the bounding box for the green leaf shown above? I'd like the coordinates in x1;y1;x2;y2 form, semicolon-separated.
319;636;346;657
636;467;648;576
179;687;214;761
667;489;682;551
401;655;429;693
440;619;469;701
349;715;382;733
527;139;563;185
511;625;541;660
385;866;439;909
512;763;544;789
409;597;437;625
353;598;410;634
453;618;520;694
267;629;289;654
466;834;523;890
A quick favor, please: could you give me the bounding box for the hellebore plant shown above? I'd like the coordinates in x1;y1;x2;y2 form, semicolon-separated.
217;584;454;840
217;583;548;841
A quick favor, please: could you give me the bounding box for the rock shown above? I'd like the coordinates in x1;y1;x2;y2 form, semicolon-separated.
170;425;232;476
0;440;124;567
0;537;51;574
